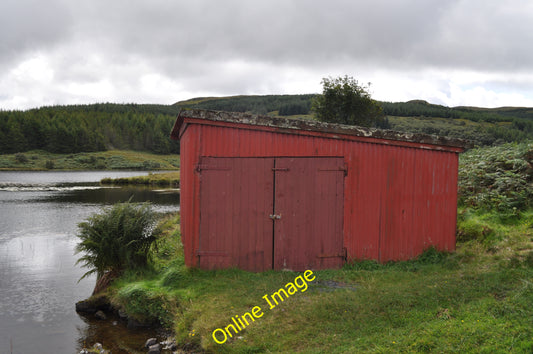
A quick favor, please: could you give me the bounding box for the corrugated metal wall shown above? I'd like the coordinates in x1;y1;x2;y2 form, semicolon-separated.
180;121;459;267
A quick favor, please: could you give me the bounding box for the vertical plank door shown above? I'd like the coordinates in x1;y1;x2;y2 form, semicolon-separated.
198;157;274;271
273;157;345;270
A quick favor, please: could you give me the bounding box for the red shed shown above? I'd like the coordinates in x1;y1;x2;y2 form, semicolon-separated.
170;109;466;271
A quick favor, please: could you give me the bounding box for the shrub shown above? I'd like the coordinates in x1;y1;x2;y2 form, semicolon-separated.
456;218;494;242
143;160;161;170
45;160;55;169
14;153;28;163
75;201;162;293
416;246;450;264
458;142;533;212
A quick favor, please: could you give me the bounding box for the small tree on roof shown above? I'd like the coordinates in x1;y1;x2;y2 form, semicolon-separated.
312;75;385;127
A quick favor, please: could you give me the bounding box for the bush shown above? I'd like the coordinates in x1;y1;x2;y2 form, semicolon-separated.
458;142;533;212
456;218;495;242
415;246;450;264
75;202;162;293
45;160;55;169
143;160;161;170
14;153;28;163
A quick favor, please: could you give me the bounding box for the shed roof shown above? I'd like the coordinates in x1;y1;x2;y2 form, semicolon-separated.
171;109;470;151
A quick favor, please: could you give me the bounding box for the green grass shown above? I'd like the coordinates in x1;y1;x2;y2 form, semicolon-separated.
0;150;180;170
104;210;533;353
100;171;180;187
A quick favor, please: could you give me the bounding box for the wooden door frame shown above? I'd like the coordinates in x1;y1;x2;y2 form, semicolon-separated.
198;156;345;271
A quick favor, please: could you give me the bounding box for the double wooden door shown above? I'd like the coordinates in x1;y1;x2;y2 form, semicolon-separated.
197;157;344;271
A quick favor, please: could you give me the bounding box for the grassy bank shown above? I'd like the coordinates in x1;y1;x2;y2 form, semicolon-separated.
0;150;180;171
105;211;533;353
100;171;180;187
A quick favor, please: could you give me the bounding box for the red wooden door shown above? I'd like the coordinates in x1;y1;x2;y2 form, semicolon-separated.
198;157;344;271
273;158;345;270
198;157;274;271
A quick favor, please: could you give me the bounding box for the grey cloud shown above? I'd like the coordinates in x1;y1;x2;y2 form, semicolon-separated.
38;1;526;71
424;1;533;71
61;0;533;74
2;0;533;109
0;0;72;68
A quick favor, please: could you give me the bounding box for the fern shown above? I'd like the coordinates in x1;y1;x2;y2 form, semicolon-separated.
75;201;162;289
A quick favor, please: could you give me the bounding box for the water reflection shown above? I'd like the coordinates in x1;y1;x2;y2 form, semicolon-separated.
0;171;179;354
42;186;180;206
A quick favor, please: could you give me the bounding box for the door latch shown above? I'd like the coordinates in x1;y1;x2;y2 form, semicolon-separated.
269;214;282;220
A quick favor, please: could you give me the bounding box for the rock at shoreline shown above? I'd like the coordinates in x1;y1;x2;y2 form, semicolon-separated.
78;342;110;354
161;338;178;351
118;308;128;319
95;310;107;320
75;295;111;314
93;343;103;351
147;343;161;354
145;338;157;348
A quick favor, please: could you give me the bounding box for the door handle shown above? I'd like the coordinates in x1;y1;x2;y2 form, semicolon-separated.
269;214;282;220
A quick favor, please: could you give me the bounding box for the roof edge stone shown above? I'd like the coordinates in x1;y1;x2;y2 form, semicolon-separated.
172;109;472;150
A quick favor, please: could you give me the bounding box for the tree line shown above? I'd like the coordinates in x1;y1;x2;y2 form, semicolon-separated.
2;95;533;155
184;94;533;146
0;105;180;154
180;94;315;116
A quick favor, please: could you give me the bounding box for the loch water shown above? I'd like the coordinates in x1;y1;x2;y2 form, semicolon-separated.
0;171;180;354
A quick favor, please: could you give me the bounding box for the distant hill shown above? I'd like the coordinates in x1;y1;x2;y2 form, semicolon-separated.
174;94;315;116
41;102;181;116
175;95;533;121
1;96;532;155
174;95;533;146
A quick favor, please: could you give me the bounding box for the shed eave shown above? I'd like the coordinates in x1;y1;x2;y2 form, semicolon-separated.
170;113;185;140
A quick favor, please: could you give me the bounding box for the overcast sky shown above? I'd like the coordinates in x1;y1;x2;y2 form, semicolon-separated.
2;0;533;110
